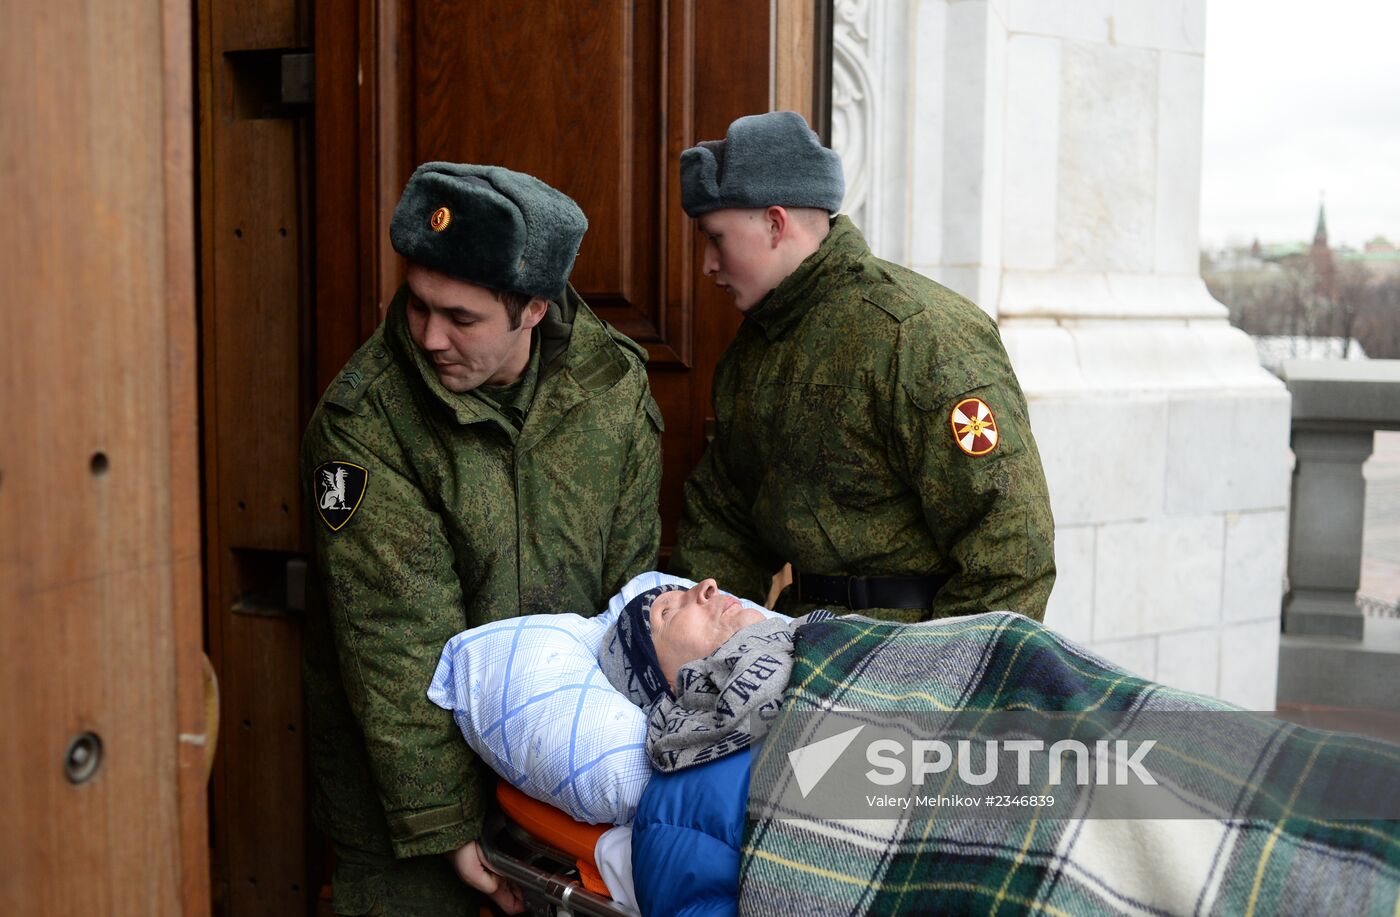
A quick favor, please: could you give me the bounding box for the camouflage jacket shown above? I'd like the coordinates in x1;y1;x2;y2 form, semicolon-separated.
670;217;1054;622
301;284;662;860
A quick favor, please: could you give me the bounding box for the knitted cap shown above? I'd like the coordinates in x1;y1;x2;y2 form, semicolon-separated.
390;162;587;300
599;585;685;707
679;111;845;217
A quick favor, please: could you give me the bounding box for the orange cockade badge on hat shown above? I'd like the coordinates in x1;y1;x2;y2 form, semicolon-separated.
950;397;999;456
429;206;452;232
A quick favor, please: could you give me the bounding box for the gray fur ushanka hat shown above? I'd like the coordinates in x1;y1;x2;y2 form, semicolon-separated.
679;110;845;217
390;162;587;300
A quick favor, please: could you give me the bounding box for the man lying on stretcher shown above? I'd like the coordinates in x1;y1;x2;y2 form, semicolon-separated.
433;576;1400;917
426;573;779;915
595;580;826;916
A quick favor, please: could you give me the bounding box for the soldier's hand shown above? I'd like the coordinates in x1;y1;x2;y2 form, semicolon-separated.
446;840;524;914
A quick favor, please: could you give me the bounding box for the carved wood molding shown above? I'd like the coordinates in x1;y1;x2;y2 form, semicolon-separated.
583;0;696;369
772;0;817;123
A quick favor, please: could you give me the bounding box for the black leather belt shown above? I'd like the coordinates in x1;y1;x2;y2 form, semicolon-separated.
791;571;949;611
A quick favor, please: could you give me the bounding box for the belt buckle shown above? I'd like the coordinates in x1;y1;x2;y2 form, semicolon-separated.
847;576;867;610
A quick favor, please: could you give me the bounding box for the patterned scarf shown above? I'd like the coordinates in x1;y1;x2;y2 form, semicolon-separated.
646;611;832;772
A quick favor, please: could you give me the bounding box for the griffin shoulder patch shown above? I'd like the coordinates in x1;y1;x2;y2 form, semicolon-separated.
314;461;368;531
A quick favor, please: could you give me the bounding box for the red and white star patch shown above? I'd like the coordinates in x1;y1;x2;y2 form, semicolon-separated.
950;397;999;456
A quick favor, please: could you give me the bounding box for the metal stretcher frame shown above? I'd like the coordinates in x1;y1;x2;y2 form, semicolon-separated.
478;805;633;917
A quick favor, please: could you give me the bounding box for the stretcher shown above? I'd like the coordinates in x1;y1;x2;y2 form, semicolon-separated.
478;781;633;917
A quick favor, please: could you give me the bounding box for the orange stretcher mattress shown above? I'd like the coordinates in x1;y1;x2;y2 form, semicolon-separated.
494;781;612;897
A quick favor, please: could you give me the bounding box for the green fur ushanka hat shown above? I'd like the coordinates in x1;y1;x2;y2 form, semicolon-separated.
679;110;845;217
390;162;587;300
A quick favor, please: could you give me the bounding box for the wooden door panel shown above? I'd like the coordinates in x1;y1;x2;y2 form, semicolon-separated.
1;0;206;914
412;1;690;365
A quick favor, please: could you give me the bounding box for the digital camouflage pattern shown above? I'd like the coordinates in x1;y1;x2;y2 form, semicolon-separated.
670;217;1054;623
301;284;661;912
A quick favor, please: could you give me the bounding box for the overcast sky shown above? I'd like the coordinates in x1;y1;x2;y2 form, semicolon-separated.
1200;0;1400;250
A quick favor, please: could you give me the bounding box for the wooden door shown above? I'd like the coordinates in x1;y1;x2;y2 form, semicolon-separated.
0;0;208;914
196;2;816;913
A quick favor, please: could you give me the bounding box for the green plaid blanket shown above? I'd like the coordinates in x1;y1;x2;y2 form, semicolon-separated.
739;613;1400;916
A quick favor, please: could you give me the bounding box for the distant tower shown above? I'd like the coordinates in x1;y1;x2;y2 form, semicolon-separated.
1310;196;1336;302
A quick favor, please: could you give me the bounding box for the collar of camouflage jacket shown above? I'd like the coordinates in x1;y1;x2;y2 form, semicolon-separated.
386;282;623;439
474;331;541;430
745;215;868;341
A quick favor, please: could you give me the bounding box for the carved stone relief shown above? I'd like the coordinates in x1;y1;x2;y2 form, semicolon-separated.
832;0;876;239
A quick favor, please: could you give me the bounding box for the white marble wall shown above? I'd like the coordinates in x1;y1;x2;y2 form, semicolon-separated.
832;0;1290;708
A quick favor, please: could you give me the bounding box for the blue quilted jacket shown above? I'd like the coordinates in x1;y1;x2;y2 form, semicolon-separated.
631;748;751;917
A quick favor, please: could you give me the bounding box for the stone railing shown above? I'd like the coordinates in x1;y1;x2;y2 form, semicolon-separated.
1279;359;1400;639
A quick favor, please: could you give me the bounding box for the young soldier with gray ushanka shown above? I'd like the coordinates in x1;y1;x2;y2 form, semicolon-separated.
669;111;1056;623
301;163;662;915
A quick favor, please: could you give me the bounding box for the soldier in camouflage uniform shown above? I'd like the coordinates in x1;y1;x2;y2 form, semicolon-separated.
301;163;662;915
670;111;1054;623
